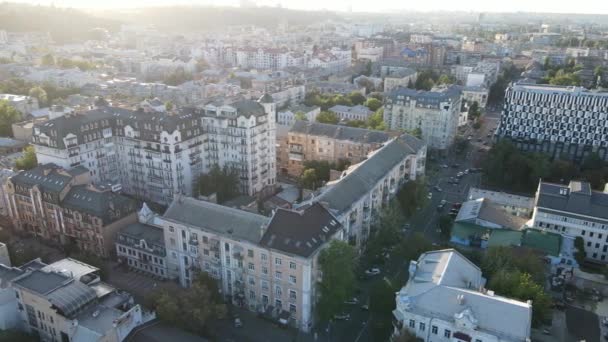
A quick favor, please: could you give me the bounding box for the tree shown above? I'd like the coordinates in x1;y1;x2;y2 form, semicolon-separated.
348;91;367;106
409;127;422;139
0;100;22;136
488;270;552;327
438;215;453;241
366;200;405;262
150;272;227;334
406;79;414;89
316;111;339;124
438;74;455;85
394;233;437;265
165;101;174;111
15;146;37;170
574;236;585;265
368;92;384;101
365;98;382;112
317;240;357;322
468;101;481;119
299;168;319;190
346;120;367;128
367;108;385;130
294;111;308;121
393;329;424;342
396;178;427;218
197;164;239;203
29;86;48;107
41;53;55;66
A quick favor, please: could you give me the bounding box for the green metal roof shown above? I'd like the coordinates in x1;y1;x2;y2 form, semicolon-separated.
487;229;523;248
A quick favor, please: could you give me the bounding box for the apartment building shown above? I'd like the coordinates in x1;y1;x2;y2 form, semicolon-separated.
383;69;418;93
304;134;426;248
31;95;277;204
0;258;153;342
4;164;138;257
276;105;320;127
531;180;608;264
328;105;373;122
233;47;306;70
280;121;391;177
384;86;461;150
496;83;608;161
138;196;344;332
393;249;532;342
115;205;168;279
461;85;489;109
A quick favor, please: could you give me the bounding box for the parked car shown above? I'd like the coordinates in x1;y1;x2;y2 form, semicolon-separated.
360;304;369;311
440;164;449;168
365;268;381;276
334;313;350;320
427;192;433;200
234;317;243;328
344;298;359;305
433;186;443;192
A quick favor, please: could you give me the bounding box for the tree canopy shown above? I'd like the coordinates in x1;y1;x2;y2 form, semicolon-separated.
365;97;382;111
0;100;22;136
316;111;339;124
197;164;239;203
15;146;37;170
28;86;48;107
317;240;357;322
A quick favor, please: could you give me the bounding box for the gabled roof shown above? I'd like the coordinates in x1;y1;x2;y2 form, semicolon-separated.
260;203;342;258
536;180;608;222
163;197;269;244
11;163;74;194
290;121;390;144
62;185;137;225
314;134;425;213
119;222;165;248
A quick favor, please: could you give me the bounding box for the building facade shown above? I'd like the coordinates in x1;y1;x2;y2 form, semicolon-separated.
4;164;138;257
31;95;277;204
328;105;373;122
384;86;461;150
302;134;426;248
394;249;532;342
137;196;344;333
496;83;608;161
280;121;391;177
531;180;608;264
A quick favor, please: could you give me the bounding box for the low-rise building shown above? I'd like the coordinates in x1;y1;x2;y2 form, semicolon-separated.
0;257;154;342
280;121;391;177
531;180;608;264
0;94;39;115
393;249;532;342
468;187;534;217
276;105;320;127
4;164;138;257
328;105;373;122
115;205;168;279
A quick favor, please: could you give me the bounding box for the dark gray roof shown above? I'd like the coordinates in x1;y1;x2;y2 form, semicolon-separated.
315;134;425;213
536;181;608;221
119;222;165;247
259;93;274;103
11;164;75;200
163;197;269;243
230;99;266;117
13;269;70;295
260;203;342;257
62;185;137;225
290;121;390;144
386;85;462;107
0;265;24;287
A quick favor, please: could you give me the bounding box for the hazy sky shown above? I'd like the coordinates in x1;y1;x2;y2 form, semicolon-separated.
10;0;608;14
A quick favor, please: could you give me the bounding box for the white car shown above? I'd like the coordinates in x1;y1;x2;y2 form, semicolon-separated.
334;313;350;320
427;192;433;200
344;297;359;305
365;268;381;276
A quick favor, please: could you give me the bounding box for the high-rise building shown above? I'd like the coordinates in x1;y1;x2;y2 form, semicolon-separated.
496;83;608;160
384;86;461;150
31;95;277;204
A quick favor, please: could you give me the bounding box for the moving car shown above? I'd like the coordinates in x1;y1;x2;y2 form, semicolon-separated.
344;298;359;305
427;192;433;200
234;317;243;328
365;268;381;276
334;313;350;320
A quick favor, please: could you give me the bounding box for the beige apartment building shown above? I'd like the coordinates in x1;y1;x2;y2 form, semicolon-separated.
280;120;391;177
4;163;138;257
136;196;345;332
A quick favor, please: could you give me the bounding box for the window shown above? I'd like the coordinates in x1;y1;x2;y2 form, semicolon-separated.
249;290;256;300
275;271;282;280
419;322;425;331
248;263;255;271
275;257;282;266
409;320;415;328
261;253;268;261
248;249;254;258
203;236;208;243
289;303;297;314
289;275;296;284
289;290;297;300
444;329;451;338
169;226;174;232
262;266;268;275
275;286;282;297
431;325;437;334
249;276;255;285
289;262;296;270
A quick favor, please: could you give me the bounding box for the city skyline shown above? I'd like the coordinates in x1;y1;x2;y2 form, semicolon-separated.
8;0;608;15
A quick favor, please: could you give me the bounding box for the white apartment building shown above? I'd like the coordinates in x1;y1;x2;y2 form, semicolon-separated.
31;95;277;205
277;105;320;127
0;258;154;342
394;249;532;342
531;180;608;264
303;134;426;248
461;86;489;109
497;83;608;160
271;85;306;108
384;86;461;150
140;196;345;332
233;47;306;70
0;94;39;115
